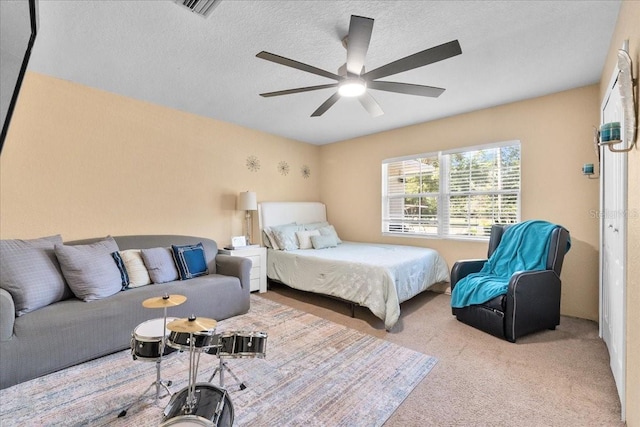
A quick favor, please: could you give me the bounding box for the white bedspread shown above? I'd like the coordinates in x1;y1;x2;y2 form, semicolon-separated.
267;242;450;330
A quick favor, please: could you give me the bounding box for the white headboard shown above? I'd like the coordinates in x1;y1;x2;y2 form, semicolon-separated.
258;202;327;230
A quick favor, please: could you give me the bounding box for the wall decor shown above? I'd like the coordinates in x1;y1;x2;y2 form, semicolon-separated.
246;155;260;172
301;165;311;179
599;41;637;153
616;46;637;148
278;161;290;176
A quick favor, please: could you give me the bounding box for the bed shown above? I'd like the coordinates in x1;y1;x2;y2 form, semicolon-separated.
258;202;450;330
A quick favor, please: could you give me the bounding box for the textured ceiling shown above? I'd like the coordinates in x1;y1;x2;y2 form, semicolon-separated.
27;0;621;145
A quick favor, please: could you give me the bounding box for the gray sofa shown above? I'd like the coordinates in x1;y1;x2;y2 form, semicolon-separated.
0;235;251;389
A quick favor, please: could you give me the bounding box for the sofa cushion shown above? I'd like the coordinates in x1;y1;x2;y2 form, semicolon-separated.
0;235;72;316
140;247;179;283
172;243;209;280
116;250;151;288
111;251;130;289
55;237;122;301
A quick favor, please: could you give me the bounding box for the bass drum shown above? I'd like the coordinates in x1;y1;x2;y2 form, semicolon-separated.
159;414;214;426
163;383;234;427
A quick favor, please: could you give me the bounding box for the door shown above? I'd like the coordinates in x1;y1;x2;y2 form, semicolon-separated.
600;69;627;420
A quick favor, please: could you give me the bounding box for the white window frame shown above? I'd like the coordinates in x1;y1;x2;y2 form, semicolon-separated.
382;140;521;241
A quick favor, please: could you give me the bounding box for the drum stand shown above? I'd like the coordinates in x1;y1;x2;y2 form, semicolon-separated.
118;304;174;418
208;358;247;391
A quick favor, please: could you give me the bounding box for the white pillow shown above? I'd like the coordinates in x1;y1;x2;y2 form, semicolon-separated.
296;229;321;249
263;227;279;250
118;249;151;288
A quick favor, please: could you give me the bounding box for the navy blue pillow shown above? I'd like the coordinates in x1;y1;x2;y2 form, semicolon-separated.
111;251;130;290
171;243;209;280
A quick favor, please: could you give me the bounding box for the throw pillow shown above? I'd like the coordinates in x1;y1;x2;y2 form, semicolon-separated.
55;236;122;301
263;222;296;250
171;243;209;280
0;235;72;316
270;223;304;251
116;249;151;288
111;251;130;290
311;234;339;249
296;229;321;249
302;221;330;231
318;225;343;244
140;247;180;284
262;230;273;249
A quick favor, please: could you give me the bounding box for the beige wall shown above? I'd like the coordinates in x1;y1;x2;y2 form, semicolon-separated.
599;1;640;425
320;85;601;321
0;72;321;244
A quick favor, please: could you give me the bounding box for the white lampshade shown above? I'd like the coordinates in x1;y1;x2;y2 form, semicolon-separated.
238;191;257;211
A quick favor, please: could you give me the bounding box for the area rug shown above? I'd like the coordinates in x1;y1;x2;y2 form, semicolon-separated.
0;295;437;426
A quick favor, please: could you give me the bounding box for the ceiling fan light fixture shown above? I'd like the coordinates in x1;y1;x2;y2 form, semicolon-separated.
338;79;366;97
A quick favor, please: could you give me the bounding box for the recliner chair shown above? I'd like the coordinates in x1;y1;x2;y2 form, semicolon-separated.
450;223;570;342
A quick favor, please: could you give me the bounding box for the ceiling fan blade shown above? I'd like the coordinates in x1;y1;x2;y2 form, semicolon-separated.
363;40;462;81
346;15;374;75
311;92;341;117
367;81;445;97
260;83;338;98
358;92;384;117
256;51;342;81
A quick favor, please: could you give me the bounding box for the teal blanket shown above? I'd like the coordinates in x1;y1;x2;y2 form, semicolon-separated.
450;220;570;308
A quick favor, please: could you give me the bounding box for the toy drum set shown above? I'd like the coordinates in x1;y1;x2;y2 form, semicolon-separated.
120;293;267;427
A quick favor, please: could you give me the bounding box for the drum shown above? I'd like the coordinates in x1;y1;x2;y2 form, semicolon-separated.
167;330;218;352
159;415;214;426
163;383;233;427
131;317;178;361
214;331;268;358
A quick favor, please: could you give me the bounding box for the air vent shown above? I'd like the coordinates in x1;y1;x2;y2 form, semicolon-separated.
174;0;221;18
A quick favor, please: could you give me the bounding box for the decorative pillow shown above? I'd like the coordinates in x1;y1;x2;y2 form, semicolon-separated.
311;234;339;249
55;237;122;302
263;222;296;250
140;247;179;284
318;225;342;244
111;251;130;290
171;243;209;280
0;235;72;316
302;221;330;231
262;230;273;249
296;229;321;249
271;223;304;251
116;249;151;288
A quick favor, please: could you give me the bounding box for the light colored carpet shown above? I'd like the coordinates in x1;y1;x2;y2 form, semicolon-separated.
0;295;436;426
262;284;624;427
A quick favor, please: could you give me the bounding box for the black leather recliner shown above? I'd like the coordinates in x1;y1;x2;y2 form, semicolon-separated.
450;224;570;342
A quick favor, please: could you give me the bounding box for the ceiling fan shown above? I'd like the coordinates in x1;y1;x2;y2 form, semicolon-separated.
256;15;462;117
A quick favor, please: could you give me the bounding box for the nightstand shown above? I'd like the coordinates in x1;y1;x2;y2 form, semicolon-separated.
218;246;267;293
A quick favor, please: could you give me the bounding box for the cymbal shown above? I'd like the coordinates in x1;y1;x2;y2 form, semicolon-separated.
142;294;187;309
167;316;217;333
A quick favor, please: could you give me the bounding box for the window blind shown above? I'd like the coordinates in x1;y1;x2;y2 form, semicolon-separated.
382;141;520;239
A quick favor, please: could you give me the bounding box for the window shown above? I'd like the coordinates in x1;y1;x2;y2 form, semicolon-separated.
382;141;520;239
